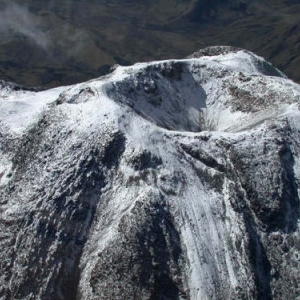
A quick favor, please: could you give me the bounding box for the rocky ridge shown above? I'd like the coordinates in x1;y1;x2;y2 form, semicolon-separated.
0;47;300;299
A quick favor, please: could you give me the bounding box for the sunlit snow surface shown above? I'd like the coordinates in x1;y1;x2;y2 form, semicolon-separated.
0;87;66;133
1;48;300;299
1;49;299;134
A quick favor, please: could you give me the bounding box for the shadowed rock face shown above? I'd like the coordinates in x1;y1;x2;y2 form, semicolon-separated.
90;198;188;300
0;48;300;299
0;0;300;87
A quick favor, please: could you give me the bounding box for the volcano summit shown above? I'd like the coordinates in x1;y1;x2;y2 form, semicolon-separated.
0;47;300;300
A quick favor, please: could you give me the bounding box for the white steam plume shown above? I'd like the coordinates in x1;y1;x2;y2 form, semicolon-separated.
0;3;49;50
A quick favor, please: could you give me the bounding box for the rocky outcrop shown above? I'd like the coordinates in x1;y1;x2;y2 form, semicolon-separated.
0;47;300;299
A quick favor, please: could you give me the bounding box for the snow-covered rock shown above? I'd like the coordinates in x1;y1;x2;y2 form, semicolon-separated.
0;47;300;299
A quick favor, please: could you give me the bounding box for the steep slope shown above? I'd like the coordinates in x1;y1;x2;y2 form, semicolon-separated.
0;47;300;299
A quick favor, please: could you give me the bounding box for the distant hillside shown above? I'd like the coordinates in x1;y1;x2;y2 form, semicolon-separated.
0;0;299;87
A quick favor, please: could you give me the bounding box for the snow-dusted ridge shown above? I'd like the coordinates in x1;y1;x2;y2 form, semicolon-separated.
0;47;300;299
1;46;298;135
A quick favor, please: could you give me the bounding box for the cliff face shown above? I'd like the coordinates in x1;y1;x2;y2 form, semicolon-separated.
0;47;300;299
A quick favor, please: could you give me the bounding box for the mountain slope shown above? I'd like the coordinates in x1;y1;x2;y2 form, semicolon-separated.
0;47;300;299
0;0;300;87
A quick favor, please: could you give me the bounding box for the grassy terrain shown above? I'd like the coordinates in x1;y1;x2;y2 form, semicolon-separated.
0;0;299;87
